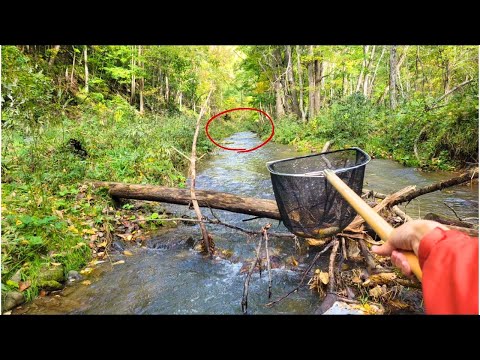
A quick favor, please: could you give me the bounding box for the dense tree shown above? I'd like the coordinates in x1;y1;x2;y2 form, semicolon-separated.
2;45;478;168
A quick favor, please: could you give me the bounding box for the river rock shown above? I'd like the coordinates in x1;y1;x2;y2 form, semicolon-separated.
2;291;25;313
112;240;125;252
37;265;65;283
67;270;82;281
38;280;63;291
321;301;366;315
66;270;82;284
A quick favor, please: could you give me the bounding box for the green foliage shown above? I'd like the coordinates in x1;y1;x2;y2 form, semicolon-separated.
247;46;478;168
1;46;54;132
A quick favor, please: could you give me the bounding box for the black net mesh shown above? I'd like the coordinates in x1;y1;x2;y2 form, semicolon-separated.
267;148;370;239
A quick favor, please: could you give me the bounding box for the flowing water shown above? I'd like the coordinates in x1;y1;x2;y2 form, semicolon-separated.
15;132;478;315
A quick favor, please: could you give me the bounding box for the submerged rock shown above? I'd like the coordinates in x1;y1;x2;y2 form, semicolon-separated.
111;240;126;252
147;234;197;250
67;270;82;284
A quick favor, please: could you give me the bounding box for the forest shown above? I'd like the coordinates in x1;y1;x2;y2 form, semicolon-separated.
1;45;478;314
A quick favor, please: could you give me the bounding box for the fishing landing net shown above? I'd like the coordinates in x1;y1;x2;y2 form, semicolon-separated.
267;148;371;239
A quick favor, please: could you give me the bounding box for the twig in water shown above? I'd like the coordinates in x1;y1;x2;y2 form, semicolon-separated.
242;216;262;222
266;240;335;307
263;224;273;299
241;233;264;314
443;202;462;222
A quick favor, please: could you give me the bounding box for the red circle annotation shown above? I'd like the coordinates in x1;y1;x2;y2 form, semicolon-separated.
205;107;275;153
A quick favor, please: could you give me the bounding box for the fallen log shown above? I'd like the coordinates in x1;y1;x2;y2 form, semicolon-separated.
92;181;477;236
390;168;478;206
92;181;282;220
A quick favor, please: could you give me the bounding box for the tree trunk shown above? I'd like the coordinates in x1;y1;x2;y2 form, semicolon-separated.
280;77;291;114
83;46;89;93
368;46;386;98
389;45;397;109
314;59;323;112
363;74;370;97
275;80;285;119
48;45;61;66
444;59;451;96
130;46;136;105
308;46;316;119
361;46;376;97
138;45;144;114
70;47;76;88
342;65;347;97
296;45;306;122
165;75;169;104
356;45;369;93
286;45;301;118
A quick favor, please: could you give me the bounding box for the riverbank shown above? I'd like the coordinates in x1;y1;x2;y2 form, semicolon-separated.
1;103;249;310
249;94;478;171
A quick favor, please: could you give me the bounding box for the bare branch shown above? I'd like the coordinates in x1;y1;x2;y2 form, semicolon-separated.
190;90;214;255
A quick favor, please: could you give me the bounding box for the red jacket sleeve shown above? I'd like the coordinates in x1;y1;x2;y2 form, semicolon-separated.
418;227;478;315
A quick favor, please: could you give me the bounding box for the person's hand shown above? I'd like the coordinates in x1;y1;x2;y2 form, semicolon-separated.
372;220;448;276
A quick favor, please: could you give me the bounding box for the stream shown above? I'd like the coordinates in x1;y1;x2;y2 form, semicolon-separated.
15;132;478;314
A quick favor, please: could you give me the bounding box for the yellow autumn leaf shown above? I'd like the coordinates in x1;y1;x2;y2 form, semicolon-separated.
112;260;125;265
72;242;87;249
117;233;133;241
81;280;91;286
306;238;327;247
123;250;133;256
369;285;387;299
319;271;329;285
82;228;97;235
67;225;79;234
80;267;93;275
368;272;397;285
362;279;371;286
351;276;362;284
54;210;64;219
89;259;106;266
16;219;22;226
97;241;108;248
291;256;298;267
